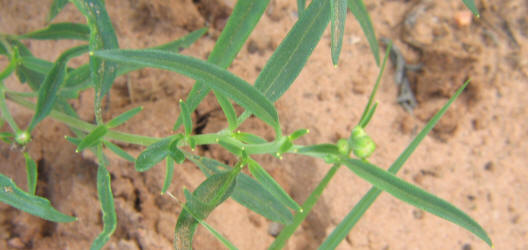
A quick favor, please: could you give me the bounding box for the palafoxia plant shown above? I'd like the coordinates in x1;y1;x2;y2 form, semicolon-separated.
0;0;491;249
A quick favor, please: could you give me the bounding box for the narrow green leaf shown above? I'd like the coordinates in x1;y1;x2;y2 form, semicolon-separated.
19;23;90;41
117;28;208;76
255;0;330;102
169;140;185;164
15;56;50;90
289;128;309;141
94;49;279;130
179;100;192;136
185;153;293;224
23;152;38;195
47;0;69;22
183;189;216;221
321;81;474;249
270;165;341;249
278;140;293;154
359;102;377;128
64;64;90;88
348;0;380;65
72;0;119;119
76;125;108;152
330;0;347;66
103;141;135;162
91;149;117;250
152;27;207;52
0;173;76;222
28;45;89;132
247;159;300;211
174;0;270;130
295;144;340;158
106;106;143;128
59;28;206;95
0;85;21;133
0;41;6;55
175;168;239;249
215;92;238;132
462;0;480;17
65;136;82;146
135;137;174;172
0;132;14;143
342;158;492;246
161;158;175;194
233;132;267;144
297;0;306;17
358;41;391;127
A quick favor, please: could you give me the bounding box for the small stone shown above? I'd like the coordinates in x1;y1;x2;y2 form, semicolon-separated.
412;209;424;219
7;237;25;249
454;10;473;27
268;222;284;237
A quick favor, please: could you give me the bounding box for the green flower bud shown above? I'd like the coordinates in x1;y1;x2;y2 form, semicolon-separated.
15;130;31;145
348;126;376;160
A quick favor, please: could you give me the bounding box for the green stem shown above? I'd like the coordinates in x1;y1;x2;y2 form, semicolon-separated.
6;93;157;145
6;93;320;158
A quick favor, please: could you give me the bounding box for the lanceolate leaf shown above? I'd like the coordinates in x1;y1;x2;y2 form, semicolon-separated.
255;0;330;102
0;173;76;222
47;0;69;22
342;158;492;246
23;152;38;195
215;92;238;132
135;137;173;172
91;149;117;250
247;158;301;211
462;0;480;17
152;28;208;52
19;23;90;41
60;28;207;93
28;45;89;132
297;0;306;17
330;0;347;66
179;100;192;136
348;0;380;65
185;153;293;224
174;0;270;129
72;0;119;110
94;49;279;130
103;141;135;162
76;125;108;152
106;106;143;128
161;158;175;194
116;28;208;76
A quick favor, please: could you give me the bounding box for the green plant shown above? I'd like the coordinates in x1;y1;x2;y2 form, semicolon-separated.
0;0;491;249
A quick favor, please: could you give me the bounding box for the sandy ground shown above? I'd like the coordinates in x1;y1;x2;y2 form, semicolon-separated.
0;0;527;249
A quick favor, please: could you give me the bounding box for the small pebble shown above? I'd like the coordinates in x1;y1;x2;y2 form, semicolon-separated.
454;10;473;27
7;237;25;249
268;222;284;237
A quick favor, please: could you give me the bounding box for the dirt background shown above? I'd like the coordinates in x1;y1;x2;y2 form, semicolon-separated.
1;0;527;249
